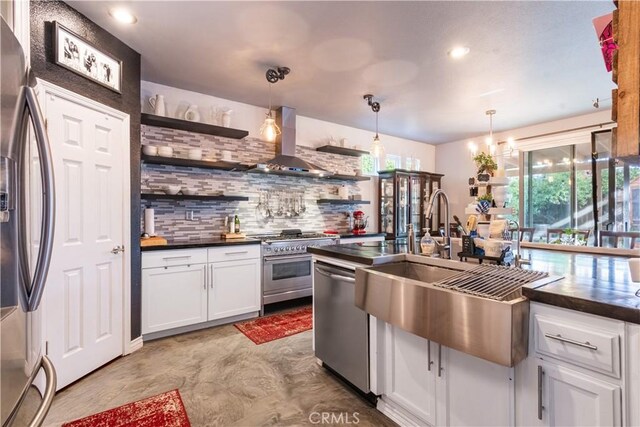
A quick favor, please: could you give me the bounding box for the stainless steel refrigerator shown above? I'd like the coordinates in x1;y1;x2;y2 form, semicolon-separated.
1;17;56;427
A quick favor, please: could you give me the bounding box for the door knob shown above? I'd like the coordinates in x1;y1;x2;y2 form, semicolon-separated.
111;245;125;254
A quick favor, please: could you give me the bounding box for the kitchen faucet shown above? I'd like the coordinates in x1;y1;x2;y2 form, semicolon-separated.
508;219;530;268
425;189;452;259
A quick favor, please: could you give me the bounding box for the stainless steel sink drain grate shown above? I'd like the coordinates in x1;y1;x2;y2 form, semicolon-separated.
432;265;548;301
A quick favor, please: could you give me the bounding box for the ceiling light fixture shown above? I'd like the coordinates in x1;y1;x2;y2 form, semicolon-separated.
363;94;384;158
109;8;137;24
448;46;470;59
260;66;290;142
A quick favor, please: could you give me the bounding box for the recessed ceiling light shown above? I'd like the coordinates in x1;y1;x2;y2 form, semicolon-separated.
448;46;470;59
109;8;137;24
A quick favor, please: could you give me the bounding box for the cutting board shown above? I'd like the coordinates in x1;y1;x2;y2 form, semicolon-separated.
140;236;168;247
222;232;247;240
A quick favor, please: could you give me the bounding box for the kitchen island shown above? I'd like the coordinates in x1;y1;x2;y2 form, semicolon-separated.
309;242;640;323
309;242;640;426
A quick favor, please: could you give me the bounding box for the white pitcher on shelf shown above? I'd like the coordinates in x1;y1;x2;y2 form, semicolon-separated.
221;109;232;127
148;94;166;116
184;105;201;122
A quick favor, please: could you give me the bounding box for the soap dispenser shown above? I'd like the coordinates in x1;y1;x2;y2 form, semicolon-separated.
420;228;436;256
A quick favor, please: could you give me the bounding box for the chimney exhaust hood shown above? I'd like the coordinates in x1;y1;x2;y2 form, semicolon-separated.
250;107;332;177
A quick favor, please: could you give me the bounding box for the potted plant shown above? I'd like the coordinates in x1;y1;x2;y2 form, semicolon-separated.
476;193;493;221
473;152;498;181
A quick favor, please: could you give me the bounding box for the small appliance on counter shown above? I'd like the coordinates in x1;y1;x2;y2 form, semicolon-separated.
352;210;368;235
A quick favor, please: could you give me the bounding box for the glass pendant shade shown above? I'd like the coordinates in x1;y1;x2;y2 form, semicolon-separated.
371;134;385;158
260;110;280;142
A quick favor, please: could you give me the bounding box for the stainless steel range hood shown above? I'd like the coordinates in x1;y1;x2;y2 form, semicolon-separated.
250;106;332;177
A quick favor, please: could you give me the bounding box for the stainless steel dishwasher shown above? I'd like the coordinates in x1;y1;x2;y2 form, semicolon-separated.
314;261;370;395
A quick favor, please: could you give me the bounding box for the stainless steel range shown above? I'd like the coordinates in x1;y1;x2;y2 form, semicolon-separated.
254;229;337;307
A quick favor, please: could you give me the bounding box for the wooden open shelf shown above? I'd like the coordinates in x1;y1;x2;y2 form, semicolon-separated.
141;153;248;171
327;174;371;181
141;113;249;139
317;199;371;205
141;193;248;202
316;145;370;157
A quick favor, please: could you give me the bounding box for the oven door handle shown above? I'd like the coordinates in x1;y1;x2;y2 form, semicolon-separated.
263;254;311;263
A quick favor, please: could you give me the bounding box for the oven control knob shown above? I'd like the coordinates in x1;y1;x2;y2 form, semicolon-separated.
301;246;306;250
274;248;280;252
285;247;290;251
295;245;301;250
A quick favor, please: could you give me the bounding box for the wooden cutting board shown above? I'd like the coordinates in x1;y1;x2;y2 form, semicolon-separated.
222;232;247;240
140;236;168;247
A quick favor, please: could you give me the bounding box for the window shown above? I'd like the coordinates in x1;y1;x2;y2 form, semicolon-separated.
405;157;422;171
385;154;402;170
360;154;379;176
519;129;639;246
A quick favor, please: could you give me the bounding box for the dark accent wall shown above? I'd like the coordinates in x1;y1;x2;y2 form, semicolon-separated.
30;0;143;339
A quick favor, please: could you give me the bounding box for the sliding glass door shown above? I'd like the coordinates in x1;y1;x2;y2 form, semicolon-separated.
521;129;639;246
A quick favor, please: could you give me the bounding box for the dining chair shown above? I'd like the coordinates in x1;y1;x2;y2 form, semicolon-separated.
599;230;640;249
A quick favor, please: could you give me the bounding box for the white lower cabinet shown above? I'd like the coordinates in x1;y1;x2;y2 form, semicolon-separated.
541;362;621;427
382;324;439;426
376;322;514;427
142;247;261;336
142;264;208;334
516;302;626;427
208;258;261;320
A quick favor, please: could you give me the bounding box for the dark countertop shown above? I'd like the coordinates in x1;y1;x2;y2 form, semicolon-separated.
520;249;640;324
338;233;386;239
141;237;261;251
309;243;640;324
308;241;408;265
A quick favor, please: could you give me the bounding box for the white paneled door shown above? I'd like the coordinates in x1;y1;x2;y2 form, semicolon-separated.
40;82;129;389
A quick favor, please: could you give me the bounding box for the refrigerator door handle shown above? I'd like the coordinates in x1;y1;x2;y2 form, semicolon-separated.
27;356;56;427
23;85;55;312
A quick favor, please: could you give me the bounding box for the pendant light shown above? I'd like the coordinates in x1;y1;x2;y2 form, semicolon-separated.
364;94;384;158
260;66;290;142
260;83;279;142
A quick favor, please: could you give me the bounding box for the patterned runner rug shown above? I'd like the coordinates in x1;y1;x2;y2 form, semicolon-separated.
62;389;190;427
234;306;312;344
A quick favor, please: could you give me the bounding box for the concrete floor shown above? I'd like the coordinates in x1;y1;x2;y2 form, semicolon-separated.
42;313;396;427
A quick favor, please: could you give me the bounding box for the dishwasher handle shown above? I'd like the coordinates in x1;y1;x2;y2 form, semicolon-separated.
315;266;356;283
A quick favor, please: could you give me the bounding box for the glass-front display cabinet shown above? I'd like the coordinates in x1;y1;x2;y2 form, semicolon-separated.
378;169;444;239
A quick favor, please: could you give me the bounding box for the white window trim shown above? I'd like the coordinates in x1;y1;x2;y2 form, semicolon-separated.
513;124;615;153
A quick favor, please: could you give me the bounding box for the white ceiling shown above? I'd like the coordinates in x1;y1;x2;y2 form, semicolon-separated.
67;1;615;144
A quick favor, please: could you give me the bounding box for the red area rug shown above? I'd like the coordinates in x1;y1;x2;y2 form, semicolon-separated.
62;389;190;427
234;306;312;344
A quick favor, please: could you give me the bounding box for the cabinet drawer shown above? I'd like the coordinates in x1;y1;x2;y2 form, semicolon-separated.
533;312;621;378
142;248;208;269
208;245;260;263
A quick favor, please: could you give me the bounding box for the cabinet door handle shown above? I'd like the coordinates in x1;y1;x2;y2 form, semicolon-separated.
537;365;544;420
203;265;207;290
427;340;433;371
544;333;598;351
225;250;248;256
162;255;191;261
210;264;214;289
438;343;443;377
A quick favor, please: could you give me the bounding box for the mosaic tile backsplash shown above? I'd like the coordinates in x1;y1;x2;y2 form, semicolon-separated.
141;125;367;241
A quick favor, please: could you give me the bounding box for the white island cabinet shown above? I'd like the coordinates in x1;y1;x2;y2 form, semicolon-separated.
142;245;261;339
373;319;514;427
515;302;639;427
